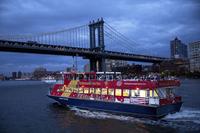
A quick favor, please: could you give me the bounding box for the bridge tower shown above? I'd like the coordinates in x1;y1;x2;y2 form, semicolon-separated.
89;18;106;72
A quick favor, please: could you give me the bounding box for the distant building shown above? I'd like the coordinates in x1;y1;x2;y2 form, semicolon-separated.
160;59;189;75
22;72;32;79
106;59;127;71
188;41;200;72
66;67;72;72
170;37;188;59
142;65;153;72
83;64;90;72
12;72;17;79
112;64;142;75
33;67;47;80
0;74;5;80
17;71;22;78
66;65;77;72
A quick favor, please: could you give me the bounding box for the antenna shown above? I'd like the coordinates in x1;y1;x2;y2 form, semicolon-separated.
72;56;75;72
75;54;78;72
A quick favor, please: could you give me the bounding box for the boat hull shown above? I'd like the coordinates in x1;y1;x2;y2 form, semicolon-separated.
47;95;182;119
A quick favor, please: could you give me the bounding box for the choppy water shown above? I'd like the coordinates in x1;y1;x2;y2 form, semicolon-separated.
0;79;200;133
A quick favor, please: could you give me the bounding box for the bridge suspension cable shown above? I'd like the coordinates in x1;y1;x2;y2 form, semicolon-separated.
104;23;139;54
105;23;139;46
0;24;90;48
104;22;154;55
104;30;133;53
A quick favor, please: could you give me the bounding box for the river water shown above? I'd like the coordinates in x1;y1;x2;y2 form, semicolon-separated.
0;79;200;133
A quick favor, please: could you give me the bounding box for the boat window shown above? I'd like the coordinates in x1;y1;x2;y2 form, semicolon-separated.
116;74;122;80
150;90;159;97
57;86;64;92
90;88;95;94
166;88;175;98
115;89;122;96
71;74;76;80
106;75;113;81
61;85;66;90
108;89;114;95
84;74;89;80
95;88;101;95
90;74;95;80
73;88;78;93
131;90;134;97
102;88;107;95
66;74;73;80
140;90;146;97
66;87;73;93
123;89;130;97
98;75;105;80
64;74;69;80
75;74;79;80
171;88;175;95
156;89;165;98
154;90;158;97
150;90;153;97
131;90;139;97
78;74;84;80
84;88;89;94
110;75;113;80
79;88;83;93
167;88;175;97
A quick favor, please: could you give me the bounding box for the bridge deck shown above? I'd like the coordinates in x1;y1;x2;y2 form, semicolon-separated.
0;40;167;63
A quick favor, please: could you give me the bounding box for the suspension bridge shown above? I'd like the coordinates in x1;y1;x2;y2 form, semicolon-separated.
0;18;167;71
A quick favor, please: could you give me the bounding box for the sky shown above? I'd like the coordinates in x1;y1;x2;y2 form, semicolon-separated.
0;0;200;74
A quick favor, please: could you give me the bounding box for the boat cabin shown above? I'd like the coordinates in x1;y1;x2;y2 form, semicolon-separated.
51;72;181;106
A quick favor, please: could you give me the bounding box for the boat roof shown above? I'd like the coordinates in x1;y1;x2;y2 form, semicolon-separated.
60;71;121;74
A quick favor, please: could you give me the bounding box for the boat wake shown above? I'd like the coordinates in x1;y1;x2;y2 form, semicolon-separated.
164;108;200;123
71;107;134;121
71;107;151;124
71;107;200;131
161;108;200;131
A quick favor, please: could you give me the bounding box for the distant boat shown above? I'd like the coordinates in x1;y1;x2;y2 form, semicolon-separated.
15;78;30;81
41;76;57;83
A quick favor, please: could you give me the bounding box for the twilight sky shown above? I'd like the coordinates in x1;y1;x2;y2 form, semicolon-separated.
0;0;200;74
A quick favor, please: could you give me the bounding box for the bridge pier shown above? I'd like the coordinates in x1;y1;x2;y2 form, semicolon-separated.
90;58;97;72
152;63;161;73
89;58;106;72
98;58;106;72
89;18;106;72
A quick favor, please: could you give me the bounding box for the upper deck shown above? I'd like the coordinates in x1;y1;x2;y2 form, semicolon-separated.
61;72;180;89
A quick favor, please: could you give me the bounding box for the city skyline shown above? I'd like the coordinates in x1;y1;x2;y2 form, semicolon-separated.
0;0;200;73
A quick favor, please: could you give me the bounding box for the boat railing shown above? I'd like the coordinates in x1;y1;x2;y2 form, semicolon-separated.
149;97;159;105
130;97;149;105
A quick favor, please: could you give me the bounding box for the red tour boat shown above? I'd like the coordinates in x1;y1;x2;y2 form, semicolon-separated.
47;72;182;119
